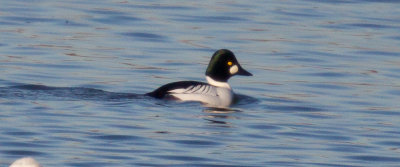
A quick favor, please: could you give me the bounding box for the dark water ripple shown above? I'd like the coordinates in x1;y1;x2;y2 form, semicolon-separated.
304;83;350;90
355;50;399;57
90;134;143;141
306;72;355;78
121;32;169;42
267;105;323;112
278;131;352;141
0;141;52;148
122;4;197;10
91;15;143;25
2;150;46;156
65;162;117;167
4;131;40;136
169;139;221;147
0;84;143;101
3;16;59;24
172;15;248;23
346;155;400;162
151;155;212;161
326;143;375;153
376;141;400;147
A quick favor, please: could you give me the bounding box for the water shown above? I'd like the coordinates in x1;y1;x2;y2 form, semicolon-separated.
1;0;400;166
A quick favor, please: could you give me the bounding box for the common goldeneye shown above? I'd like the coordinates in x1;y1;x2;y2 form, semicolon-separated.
146;49;252;107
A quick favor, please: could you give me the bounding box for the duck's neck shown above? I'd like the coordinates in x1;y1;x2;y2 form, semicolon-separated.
206;76;231;89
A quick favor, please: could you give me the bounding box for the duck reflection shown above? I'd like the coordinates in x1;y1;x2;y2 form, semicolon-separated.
201;107;242;126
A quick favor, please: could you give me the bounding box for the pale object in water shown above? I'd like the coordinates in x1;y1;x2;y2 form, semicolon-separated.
9;157;41;167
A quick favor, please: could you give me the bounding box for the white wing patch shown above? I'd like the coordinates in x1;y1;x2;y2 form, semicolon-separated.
166;83;234;107
168;84;217;96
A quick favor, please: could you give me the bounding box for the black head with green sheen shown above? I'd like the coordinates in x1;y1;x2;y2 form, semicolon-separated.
205;49;252;82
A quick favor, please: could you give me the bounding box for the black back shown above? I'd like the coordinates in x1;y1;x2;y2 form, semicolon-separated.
146;81;209;99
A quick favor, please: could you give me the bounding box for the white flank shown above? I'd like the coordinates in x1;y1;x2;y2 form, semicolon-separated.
206;76;231;89
229;65;239;75
171;86;233;107
9;157;41;167
166;77;234;107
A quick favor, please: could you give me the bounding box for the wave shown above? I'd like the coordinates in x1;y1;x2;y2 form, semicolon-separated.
0;84;143;102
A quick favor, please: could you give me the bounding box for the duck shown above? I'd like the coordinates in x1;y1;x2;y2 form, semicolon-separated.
146;49;252;107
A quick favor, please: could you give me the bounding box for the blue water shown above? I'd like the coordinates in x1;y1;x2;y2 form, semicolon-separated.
1;0;400;166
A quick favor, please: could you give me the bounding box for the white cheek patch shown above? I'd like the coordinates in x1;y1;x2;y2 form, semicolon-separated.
229;65;239;74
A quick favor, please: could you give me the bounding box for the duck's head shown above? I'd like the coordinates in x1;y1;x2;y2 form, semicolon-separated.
205;49;252;82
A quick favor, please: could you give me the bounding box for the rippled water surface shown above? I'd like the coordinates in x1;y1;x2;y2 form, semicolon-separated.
1;0;400;166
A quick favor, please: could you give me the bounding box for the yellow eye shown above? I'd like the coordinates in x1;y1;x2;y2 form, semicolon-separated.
227;61;233;66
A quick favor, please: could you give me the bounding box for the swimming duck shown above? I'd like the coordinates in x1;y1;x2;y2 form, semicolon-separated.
146;49;252;107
